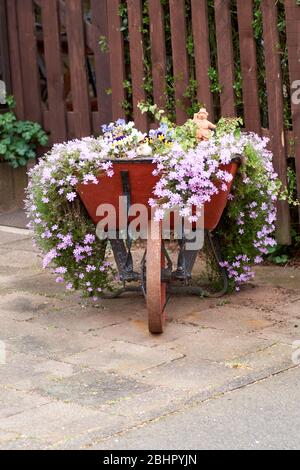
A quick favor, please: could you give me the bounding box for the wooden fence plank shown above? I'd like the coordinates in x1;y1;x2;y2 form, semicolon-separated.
91;0;112;127
148;0;167;110
237;0;261;134
262;0;291;244
127;0;148;131
169;0;190;124
5;0;24;118
191;0;214;119
65;0;91;137
214;0;236;117
285;0;300;222
107;0;126;121
41;0;67;143
0;0;11;94
16;0;42;123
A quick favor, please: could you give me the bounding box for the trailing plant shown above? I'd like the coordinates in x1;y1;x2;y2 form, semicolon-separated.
0;96;48;168
27;107;291;296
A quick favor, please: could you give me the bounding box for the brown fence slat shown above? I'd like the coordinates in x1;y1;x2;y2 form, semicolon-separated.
285;0;300;222
169;0;190;124
127;0;148;131
237;0;261;134
148;0;167;110
191;0;214;119
107;0;125;121
0;0;11;94
16;0;42;123
91;0;112;127
65;0;91;137
262;0;291;244
41;0;67;143
5;0;24;118
214;0;236;117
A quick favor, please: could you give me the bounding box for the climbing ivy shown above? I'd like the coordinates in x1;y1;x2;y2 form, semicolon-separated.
104;0;292;132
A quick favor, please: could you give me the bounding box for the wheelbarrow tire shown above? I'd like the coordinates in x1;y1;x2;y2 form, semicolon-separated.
146;219;166;334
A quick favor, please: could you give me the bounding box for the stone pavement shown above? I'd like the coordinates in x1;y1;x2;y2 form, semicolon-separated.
0;225;300;450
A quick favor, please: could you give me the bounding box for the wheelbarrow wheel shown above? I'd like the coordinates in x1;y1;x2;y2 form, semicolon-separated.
146;219;166;334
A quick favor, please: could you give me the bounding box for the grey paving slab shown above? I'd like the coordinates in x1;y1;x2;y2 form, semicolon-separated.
0;350;77;391
0;388;51;419
0;231;30;246
0;401;127;443
0;248;41;270
178;304;274;334
34;369;152;408
163;329;274;363
64;340;184;376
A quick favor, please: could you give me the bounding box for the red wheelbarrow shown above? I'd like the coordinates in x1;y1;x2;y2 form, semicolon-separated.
77;157;240;334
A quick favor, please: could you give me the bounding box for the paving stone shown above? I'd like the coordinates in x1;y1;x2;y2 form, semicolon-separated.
227;285;297;310
0;231;30;246
0;437;50;450
0;401;127;443
0;292;65;322
64;340;183;375
136;357;245;392
253;321;300;346
0;248;41;270
100;386;191;424
0;388;51;419
275;300;300;319
163;329;274;363
0;238;38;253
0;348;78;392
254;266;300;293
222;343;294;372
178;305;274;334
29;304;134;333
6;325;104;360
94;319;197;347
7;272;81;301
35;369;152;408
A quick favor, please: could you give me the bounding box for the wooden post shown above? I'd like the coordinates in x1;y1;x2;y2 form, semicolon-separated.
285;0;300;223
149;0;167;110
127;0;148;132
191;0;214;119
41;0;67;144
65;0;91;137
91;0;113;126
262;0;291;244
169;0;190;124
0;0;11;95
237;0;261;134
214;0;236;117
107;0;126;121
16;0;42;123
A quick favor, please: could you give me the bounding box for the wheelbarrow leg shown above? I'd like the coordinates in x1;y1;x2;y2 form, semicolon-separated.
147;219;166;334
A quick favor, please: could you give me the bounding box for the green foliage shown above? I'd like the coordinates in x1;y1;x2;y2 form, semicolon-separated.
99;35;109;53
0;96;48;168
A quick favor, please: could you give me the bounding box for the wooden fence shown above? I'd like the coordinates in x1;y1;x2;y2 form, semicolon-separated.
0;0;11;99
2;0;300;243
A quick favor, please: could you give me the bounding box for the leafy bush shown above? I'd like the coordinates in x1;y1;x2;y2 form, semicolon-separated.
0;96;48;168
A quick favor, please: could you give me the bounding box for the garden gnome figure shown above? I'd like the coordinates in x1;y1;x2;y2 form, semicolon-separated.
193;107;216;142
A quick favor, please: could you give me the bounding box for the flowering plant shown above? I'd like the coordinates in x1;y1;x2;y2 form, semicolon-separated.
26;111;286;297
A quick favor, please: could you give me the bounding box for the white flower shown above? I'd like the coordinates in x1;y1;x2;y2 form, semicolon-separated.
137;143;152;157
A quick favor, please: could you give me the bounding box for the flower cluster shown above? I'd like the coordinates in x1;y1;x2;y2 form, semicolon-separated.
27;117;283;295
26;136;117;299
